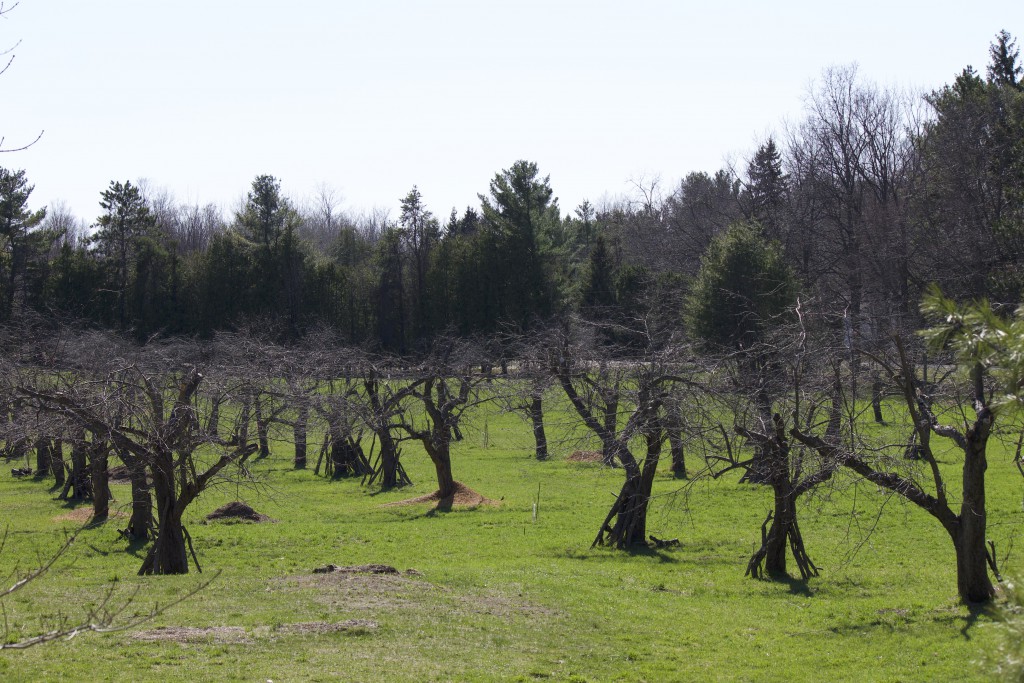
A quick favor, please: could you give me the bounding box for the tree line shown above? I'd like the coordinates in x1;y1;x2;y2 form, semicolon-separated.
1;32;1021;350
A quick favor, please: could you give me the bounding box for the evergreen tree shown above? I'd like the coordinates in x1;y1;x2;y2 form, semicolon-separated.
233;174;307;334
92;180;158;329
921;32;1024;302
745;138;789;243
0;168;46;319
399;186;440;339
685;221;798;352
581;233;617;315
988;29;1023;89
479;160;561;329
237;174;286;248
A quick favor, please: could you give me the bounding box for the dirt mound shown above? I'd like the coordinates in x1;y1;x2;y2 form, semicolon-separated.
205;501;275;523
382;481;496;509
568;450;604;463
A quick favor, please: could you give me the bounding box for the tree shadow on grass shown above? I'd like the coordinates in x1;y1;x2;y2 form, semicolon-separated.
959;601;995;639
365;484;413;498
779;574;814;597
625;545;681;563
120;535;150;559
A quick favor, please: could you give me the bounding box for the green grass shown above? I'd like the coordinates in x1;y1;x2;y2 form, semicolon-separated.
0;403;1021;682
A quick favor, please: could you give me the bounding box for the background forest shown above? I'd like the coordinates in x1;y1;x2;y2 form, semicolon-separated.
2;32;1022;350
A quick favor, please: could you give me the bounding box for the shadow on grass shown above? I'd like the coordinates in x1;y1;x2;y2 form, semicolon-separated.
120;535;150;559
780;574;814;597
959;601;994;639
365;484;414;498
623;545;681;563
560;544;681;564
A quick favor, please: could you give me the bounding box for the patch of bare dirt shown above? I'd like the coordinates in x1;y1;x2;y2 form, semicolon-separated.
107;465;133;482
53;507;125;523
281;569;437;611
132;620;378;644
132;626;252;644
381;481;497;508
278;619;378;635
205;501;276;523
275;570;561;625
567;450;603;463
312;563;405;575
457;589;563;619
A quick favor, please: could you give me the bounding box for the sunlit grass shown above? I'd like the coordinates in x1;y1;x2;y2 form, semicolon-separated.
0;401;1019;681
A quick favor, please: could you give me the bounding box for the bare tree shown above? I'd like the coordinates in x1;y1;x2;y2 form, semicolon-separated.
791;330;1000;602
389;342;492;500
550;322;688;549
19;337;257;575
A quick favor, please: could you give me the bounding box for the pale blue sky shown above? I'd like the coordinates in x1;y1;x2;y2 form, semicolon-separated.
3;1;1021;223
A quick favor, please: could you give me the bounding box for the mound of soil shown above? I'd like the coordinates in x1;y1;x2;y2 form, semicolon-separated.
567;450;604;463
205;501;275;523
382;481;496;509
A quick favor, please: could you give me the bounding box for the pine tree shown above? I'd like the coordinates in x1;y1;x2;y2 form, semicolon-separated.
479;160;561;330
988;29;1022;89
685;221;798;353
0;168;46;319
92;180;157;329
745;138;789;243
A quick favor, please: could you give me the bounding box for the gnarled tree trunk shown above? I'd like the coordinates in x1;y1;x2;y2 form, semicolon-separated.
293;400;308;469
90;439;111;521
953;410;995;603
529;394;548;460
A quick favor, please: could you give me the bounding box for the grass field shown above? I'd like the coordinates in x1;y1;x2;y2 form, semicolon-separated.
0;401;1021;682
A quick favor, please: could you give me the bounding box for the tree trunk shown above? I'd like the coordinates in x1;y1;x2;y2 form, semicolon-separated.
140;454;190;575
140;510;189;575
601;394;619;466
377;428;403;489
632;428;663;543
593;443;654;549
65;436;92;501
744;416;817;581
529;395;548;460
254;399;270;459
871;379;884;423
293;402;308;469
428;437;457;499
90;442;110;521
329;430;372;479
953;411;995;603
206;395;221;437
118;451;152;541
594;474;646;548
49;439;66;488
765;484;793;575
34;437;51;477
667;427;685;479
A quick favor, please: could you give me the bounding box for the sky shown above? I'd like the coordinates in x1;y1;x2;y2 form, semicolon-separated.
2;1;1021;224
